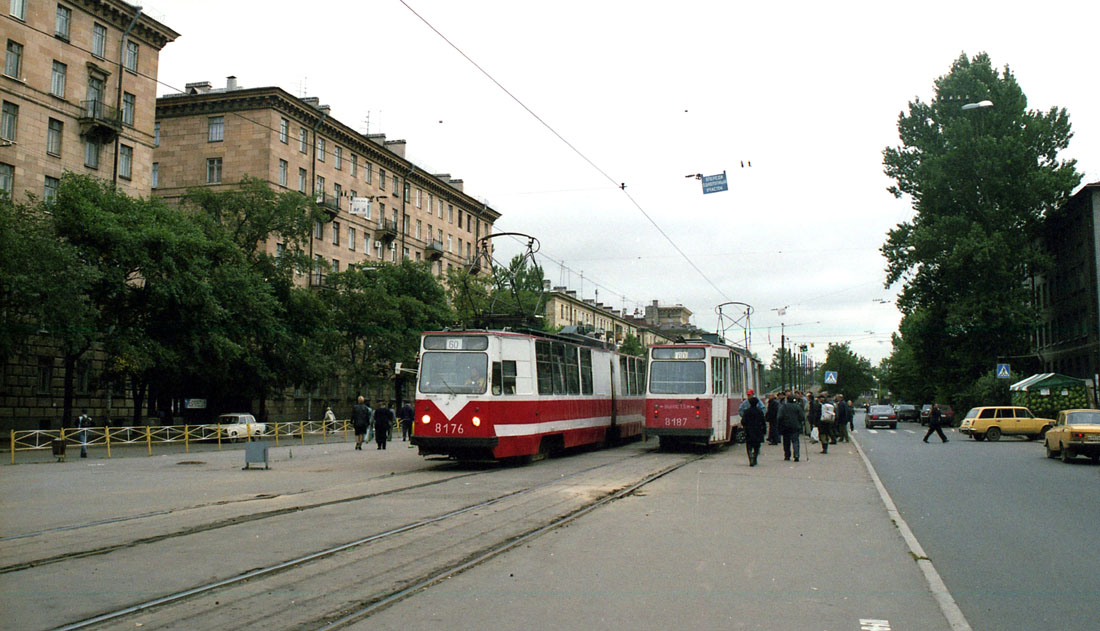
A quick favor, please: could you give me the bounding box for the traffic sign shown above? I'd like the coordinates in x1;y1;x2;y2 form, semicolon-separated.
996;363;1011;379
701;172;728;194
824;371;838;384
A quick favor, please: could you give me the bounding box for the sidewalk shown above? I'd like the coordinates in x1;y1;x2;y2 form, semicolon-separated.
360;437;962;631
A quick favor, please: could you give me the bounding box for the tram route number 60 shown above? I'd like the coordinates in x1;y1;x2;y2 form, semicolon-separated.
664;417;688;427
435;423;464;434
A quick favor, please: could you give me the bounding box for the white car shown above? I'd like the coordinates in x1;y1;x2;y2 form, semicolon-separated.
214;413;266;441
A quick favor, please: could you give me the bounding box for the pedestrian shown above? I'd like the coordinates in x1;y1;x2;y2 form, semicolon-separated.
351;396;372;450
807;393;822;443
835;395;851;443
399;401;414;441
76;409;92;458
373;402;394;450
777;393;805;462
765;393;780;445
323;406;337;433
738;390;767;466
816;395;836;453
923;403;949;443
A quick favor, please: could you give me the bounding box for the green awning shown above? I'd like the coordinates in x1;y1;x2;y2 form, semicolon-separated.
1009;373;1087;392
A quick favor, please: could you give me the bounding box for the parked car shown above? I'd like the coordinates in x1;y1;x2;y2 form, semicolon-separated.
895;404;920;422
958;406;1054;441
1044;409;1100;463
212;413;266;441
920;404;956;427
866;405;897;429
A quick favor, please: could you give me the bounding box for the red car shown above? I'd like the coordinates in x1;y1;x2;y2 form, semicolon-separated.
920;404;955;427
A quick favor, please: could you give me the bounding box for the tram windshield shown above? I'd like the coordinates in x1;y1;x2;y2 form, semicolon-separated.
418;352;488;394
649;361;707;395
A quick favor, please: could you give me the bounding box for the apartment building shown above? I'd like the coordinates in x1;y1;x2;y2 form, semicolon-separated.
544;287;672;348
154;79;499;281
1;0;178;201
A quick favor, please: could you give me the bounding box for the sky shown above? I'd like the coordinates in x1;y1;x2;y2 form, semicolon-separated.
143;0;1100;367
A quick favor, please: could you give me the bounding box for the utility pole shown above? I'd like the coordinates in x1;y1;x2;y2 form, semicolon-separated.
779;325;786;391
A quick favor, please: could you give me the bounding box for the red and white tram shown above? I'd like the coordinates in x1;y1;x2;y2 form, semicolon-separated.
645;340;763;449
411;330;646;461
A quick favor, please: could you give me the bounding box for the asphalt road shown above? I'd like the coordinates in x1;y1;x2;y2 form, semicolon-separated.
855;418;1100;631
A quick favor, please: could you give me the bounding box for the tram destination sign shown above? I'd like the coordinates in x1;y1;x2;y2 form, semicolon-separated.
701;171;728;194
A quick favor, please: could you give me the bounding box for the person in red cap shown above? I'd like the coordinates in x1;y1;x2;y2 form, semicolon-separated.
738;390;767;466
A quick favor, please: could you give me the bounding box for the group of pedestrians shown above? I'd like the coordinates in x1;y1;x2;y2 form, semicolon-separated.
345;398;415;451
738;390;856;466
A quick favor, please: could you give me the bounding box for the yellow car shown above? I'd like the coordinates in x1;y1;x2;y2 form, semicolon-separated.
1044;409;1100;463
958;406;1055;441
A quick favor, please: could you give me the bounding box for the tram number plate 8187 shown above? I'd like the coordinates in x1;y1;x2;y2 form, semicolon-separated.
435;423;464;434
664;418;689;427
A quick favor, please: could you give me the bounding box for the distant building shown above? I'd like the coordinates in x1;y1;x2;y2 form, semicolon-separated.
154;79;499;281
642;299;708;339
544;288;672;348
1031;182;1099;382
0;0;178;201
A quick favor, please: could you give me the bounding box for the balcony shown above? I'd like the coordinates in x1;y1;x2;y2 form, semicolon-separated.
314;192;339;216
376;219;398;242
425;240;445;261
78;100;122;144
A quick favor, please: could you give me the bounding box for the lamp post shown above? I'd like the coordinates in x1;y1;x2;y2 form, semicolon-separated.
961;100;993;110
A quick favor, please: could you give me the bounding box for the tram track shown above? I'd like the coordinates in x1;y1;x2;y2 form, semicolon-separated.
46;448;697;631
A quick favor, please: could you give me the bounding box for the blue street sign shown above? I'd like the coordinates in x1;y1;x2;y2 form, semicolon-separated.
701;172;728;194
996;364;1011;379
824;371;838;384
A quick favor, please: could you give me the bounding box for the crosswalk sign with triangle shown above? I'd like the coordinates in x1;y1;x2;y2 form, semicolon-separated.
824;371;838;384
996;364;1011;379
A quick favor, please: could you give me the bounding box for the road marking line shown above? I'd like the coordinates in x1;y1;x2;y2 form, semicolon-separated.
905;430;917;434
867;429;879;434
860;620;891;631
851;436;973;631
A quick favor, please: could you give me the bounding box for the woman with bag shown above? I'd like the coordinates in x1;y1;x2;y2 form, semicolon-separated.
818;395;836;454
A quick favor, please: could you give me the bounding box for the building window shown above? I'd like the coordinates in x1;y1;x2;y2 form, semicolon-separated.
122;92;135;126
316;175;324;197
50;61;66;97
44;176;59;201
448;205;453;223
46;118;63;156
334;146;342;170
438;199;443;218
0;162;11;199
395;175;400;196
416;188;422;208
86;76;103;110
92;23;106;57
447;234;452;252
350;155;357;177
151;162;158;188
124;41;138;72
416;219;422;240
278;159;288;187
365;162;372;184
331;258;339;273
208;116;224;142
279;118;288;143
299;128;308;153
4;40;22;78
316;137;325;162
206;157;222;184
84;140;99;168
9;0;25;20
119;144;132;179
314;221;323;240
55;5;71;40
332;221;340;245
348;226;356;250
298;167;307;193
333;183;342;209
379;169;386;190
154;121;160;147
36;356;52;394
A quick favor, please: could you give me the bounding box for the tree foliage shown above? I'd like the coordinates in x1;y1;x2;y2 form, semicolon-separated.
881;52;1080;406
817;343;875;402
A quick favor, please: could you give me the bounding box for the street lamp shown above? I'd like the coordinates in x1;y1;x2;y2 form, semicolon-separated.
961;100;993;110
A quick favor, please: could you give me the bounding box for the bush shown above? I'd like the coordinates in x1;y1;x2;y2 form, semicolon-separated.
954;374;1010;416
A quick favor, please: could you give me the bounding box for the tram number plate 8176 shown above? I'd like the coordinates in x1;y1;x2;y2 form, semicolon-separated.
435;423;464;434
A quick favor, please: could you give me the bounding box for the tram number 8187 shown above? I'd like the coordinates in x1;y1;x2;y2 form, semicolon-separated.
665;418;689;427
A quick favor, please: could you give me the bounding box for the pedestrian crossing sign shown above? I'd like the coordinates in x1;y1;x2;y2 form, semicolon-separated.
996;364;1011;379
824;371;838;384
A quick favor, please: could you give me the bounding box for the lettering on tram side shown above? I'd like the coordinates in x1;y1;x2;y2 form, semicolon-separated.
859;619;891;631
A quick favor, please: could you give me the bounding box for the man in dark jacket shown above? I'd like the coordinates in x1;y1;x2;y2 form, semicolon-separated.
351;396;371;450
835;395;851;443
765;393;780;445
807;394;822;442
923;403;949;443
777;394;805;461
738;390;767;466
373;403;394;450
399;401;414;441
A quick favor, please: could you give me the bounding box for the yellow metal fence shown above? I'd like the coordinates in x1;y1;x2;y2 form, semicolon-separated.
7;419;359;463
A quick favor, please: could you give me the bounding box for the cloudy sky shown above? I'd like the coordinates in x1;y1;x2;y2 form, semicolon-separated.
145;0;1099;366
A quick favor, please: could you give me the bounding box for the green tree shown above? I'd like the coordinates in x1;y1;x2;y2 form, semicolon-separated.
817;343;874;402
881;52;1080;404
618;333;644;357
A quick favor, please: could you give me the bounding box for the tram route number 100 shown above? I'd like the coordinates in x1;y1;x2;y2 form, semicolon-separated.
435;423;464;434
664;417;689;427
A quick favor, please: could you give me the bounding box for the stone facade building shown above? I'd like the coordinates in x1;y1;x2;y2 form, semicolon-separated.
543;288;672;348
154;79;500;281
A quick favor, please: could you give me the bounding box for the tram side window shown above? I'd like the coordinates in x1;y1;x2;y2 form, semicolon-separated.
637;359;647;395
492;360;517;395
580;349;593;395
711;357;725;395
563;345;581;395
619;356;629;395
536;340;553;394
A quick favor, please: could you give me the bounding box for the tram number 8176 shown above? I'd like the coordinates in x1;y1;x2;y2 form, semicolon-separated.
435;423;464;434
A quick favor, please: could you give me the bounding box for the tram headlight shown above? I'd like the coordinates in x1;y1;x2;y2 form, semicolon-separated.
472;416;481;427
421;414;431;424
